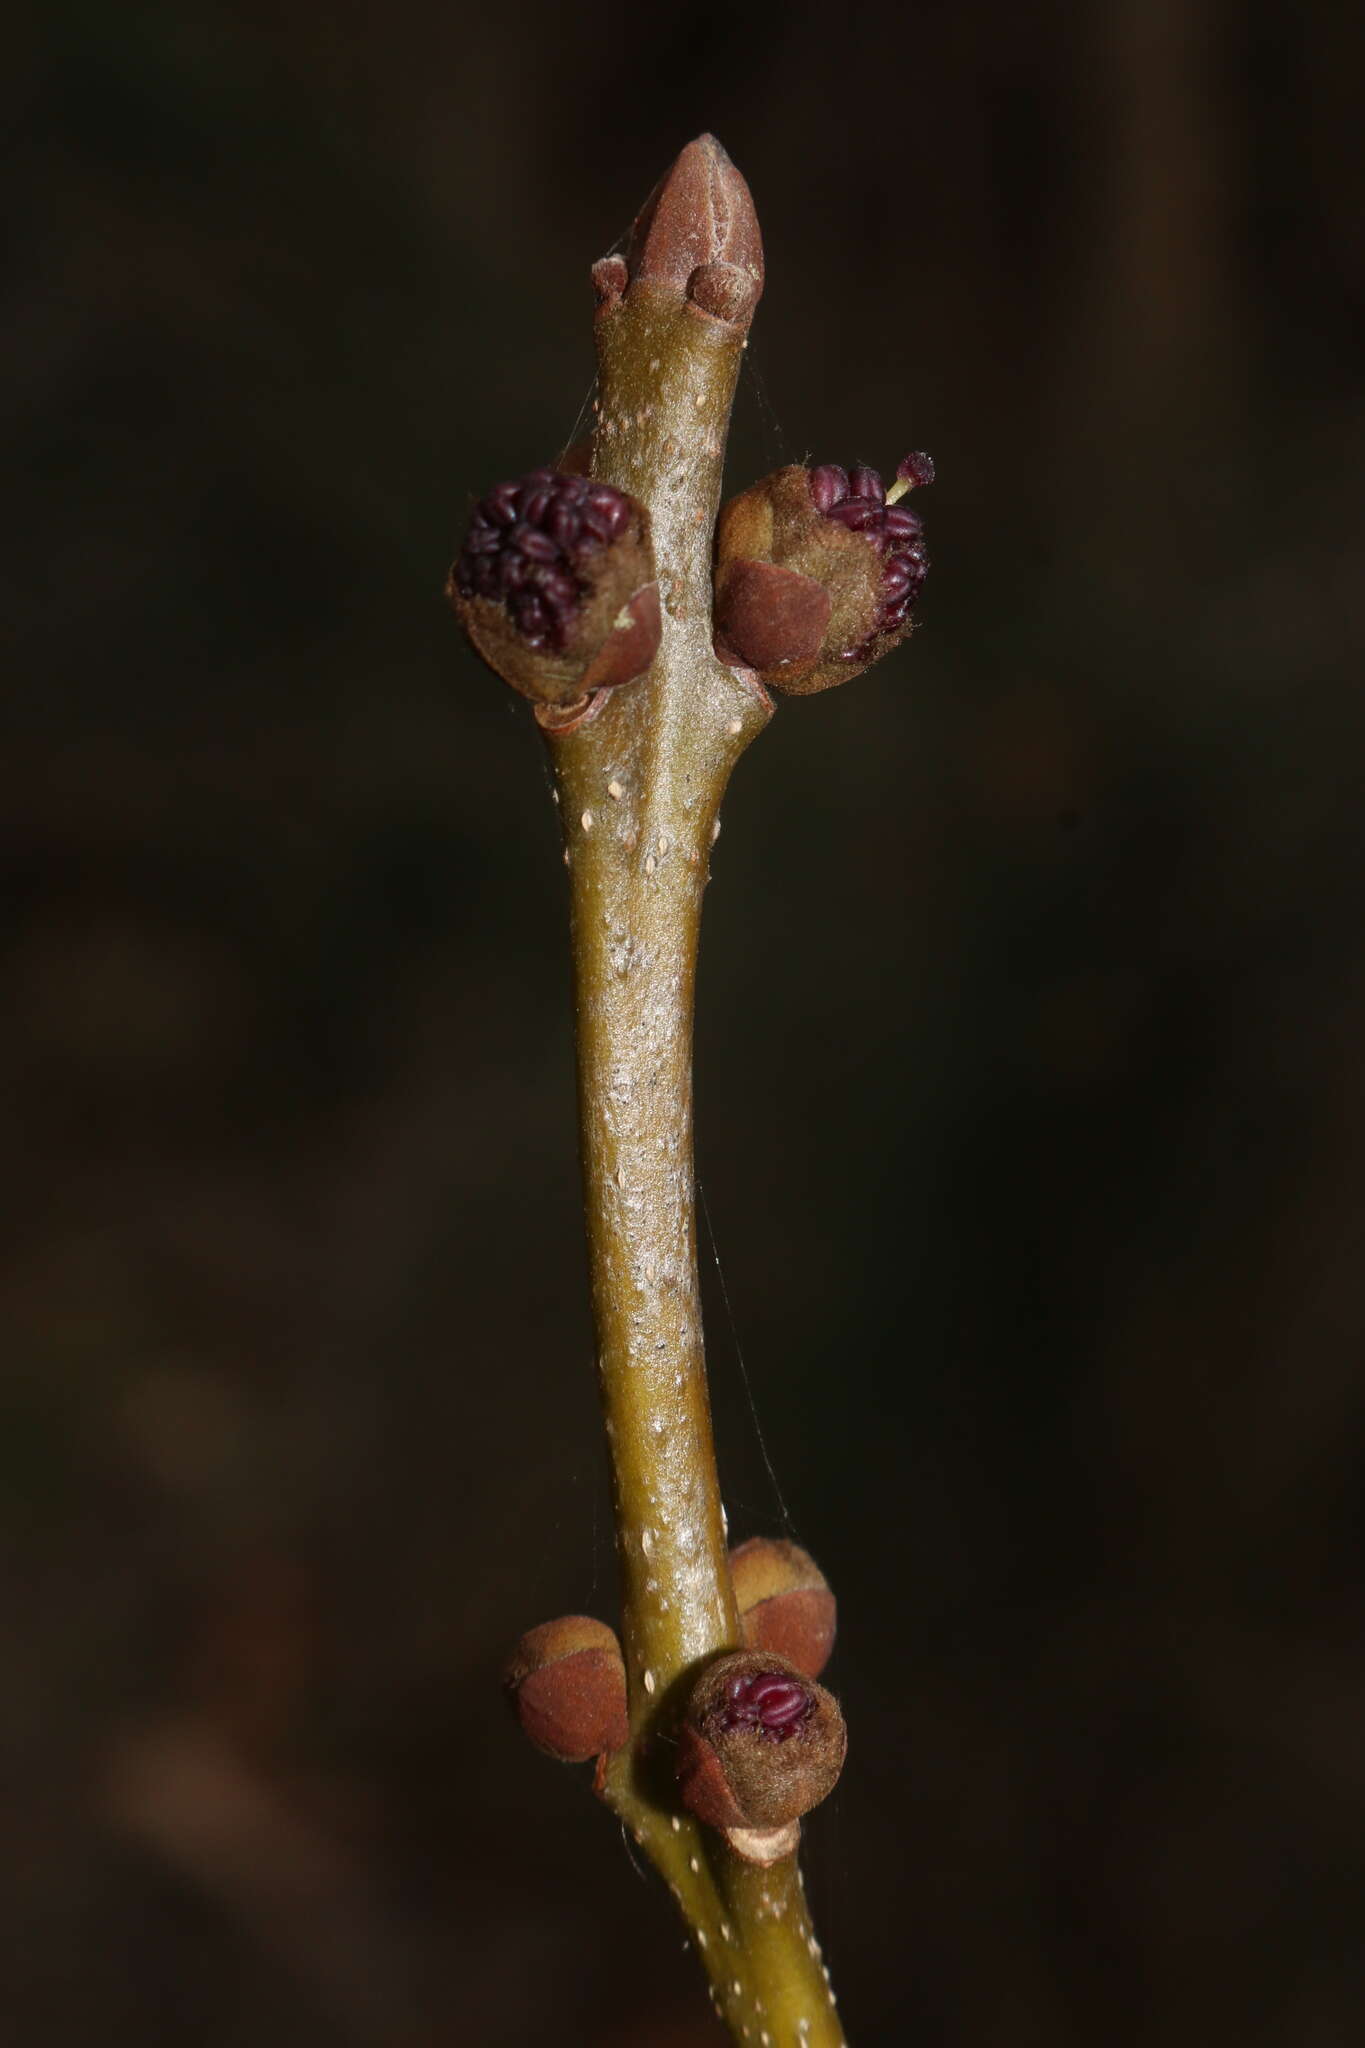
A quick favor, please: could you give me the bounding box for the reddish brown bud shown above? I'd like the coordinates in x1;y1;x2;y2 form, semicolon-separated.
675;1650;846;1834
730;1537;837;1679
687;260;762;328
503;1616;629;1764
711;560;831;674
615;135;763;328
713;453;933;693
590;255;628;310
448;469;660;706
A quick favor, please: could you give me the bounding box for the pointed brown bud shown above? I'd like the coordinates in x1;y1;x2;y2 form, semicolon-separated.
730;1537;836;1679
615;135;763;329
713;454;933;692
675;1650;846;1835
503;1615;629;1763
448;469;660;706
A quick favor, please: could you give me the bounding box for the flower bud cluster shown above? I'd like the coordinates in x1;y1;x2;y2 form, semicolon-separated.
712;451;934;694
808;452;933;644
675;1648;846;1837
503;1537;845;1864
448;467;660;708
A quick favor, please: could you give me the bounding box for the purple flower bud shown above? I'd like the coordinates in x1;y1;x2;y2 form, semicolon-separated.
448;466;660;706
675;1649;847;1834
713;453;934;693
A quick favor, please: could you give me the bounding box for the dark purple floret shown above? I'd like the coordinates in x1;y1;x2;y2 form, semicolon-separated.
715;1667;815;1743
454;470;637;652
807;453;933;643
808;464;849;513
847;463;885;505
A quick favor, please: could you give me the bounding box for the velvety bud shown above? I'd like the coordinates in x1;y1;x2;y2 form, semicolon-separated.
503;1615;629;1764
712;452;933;693
620;134;764;328
675;1649;846;1835
729;1537;836;1679
710;559;831;674
448;469;661;707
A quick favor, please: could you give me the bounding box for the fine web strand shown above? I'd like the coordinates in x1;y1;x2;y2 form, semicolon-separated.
556;372;599;468
697;1176;796;1539
736;329;795;472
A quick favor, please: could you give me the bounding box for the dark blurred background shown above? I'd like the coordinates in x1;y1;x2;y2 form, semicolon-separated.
6;1;1364;2042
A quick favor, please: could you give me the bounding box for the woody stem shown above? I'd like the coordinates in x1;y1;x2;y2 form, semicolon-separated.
539;199;845;2042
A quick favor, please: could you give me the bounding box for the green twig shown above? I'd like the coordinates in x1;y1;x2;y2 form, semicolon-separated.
542;141;846;2043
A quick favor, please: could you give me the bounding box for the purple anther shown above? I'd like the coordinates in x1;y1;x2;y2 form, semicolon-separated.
882;507;923;540
847;464;885;505
808;464;849;512
714;1668;815;1743
826;500;881;532
511;524;559;562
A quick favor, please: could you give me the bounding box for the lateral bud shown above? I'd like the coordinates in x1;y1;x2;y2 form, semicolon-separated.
503;1615;629;1764
675;1650;846;1836
730;1536;836;1679
712;454;933;692
448;468;661;708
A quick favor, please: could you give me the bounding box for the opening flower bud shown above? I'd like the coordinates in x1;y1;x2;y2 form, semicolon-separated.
675;1649;846;1834
448;469;661;707
503;1615;629;1764
712;454;932;693
729;1536;836;1679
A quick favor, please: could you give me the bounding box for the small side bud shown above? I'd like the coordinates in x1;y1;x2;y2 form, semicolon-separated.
713;453;933;693
503;1615;629;1763
687;259;762;328
448;469;661;707
675;1650;846;1834
730;1537;836;1679
591;255;628;309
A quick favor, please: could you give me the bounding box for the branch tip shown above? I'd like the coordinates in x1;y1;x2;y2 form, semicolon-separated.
620;134;764;323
